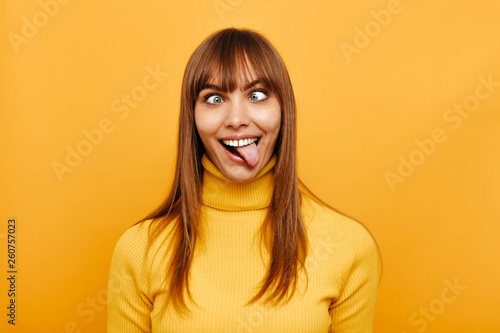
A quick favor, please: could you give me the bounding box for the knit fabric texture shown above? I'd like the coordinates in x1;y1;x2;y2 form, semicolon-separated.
107;155;379;332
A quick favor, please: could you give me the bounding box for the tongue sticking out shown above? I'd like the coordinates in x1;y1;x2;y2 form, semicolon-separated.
235;143;259;167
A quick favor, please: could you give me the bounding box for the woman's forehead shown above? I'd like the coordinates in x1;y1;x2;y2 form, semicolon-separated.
202;68;266;92
203;77;265;91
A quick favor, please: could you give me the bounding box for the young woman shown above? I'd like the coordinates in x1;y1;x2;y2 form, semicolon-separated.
107;27;381;332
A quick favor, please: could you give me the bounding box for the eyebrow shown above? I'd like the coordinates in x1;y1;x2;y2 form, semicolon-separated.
201;79;263;92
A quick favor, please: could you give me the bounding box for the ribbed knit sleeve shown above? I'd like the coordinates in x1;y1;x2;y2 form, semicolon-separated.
107;223;153;332
328;217;379;332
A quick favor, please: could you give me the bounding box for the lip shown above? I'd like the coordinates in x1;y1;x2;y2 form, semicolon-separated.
220;142;246;164
218;136;262;165
218;137;261;148
219;134;262;140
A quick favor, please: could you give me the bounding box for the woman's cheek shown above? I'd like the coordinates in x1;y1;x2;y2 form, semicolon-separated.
263;113;281;132
195;109;217;135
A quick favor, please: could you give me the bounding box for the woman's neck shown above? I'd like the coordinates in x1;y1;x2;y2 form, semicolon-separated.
200;154;277;211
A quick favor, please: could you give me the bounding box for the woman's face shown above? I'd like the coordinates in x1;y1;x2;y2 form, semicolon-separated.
194;69;281;182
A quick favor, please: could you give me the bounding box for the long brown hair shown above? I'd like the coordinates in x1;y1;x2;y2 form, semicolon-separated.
136;27;381;316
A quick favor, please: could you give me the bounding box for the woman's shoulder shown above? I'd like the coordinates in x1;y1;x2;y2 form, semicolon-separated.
301;194;371;235
300;194;379;269
110;218;176;270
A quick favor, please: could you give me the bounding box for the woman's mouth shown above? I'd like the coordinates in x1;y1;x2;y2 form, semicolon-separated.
219;137;261;167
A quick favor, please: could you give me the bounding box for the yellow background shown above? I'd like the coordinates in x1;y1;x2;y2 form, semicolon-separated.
1;0;499;332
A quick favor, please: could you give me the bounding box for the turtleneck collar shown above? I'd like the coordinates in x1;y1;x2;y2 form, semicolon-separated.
201;154;277;211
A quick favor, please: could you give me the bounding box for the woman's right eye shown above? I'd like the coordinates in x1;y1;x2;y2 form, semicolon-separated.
206;94;223;104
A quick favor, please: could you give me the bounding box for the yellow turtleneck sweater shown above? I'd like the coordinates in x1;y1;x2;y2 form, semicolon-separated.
107;155;379;332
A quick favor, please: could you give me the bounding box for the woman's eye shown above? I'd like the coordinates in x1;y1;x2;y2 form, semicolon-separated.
250;91;267;101
206;94;223;104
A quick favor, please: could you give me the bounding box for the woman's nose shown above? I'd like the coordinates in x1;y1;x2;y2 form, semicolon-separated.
224;99;250;128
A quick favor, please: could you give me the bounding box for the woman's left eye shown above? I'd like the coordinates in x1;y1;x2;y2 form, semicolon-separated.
249;90;267;101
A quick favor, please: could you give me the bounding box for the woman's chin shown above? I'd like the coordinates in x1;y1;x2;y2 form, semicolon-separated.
221;166;259;182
